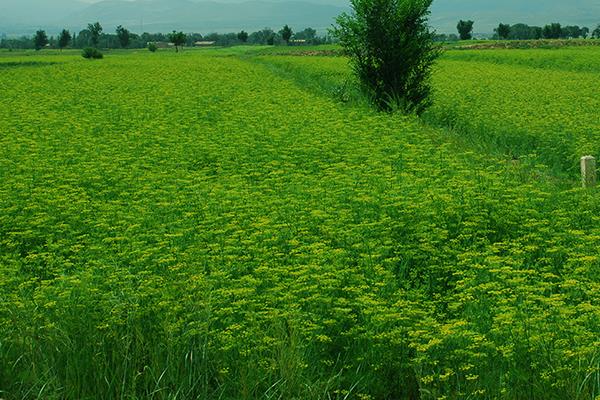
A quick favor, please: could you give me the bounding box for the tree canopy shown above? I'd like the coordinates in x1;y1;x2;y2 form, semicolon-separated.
88;22;103;47
457;20;474;40
495;23;510;40
116;25;131;48
169;31;187;52
280;25;293;44
58;29;72;50
34;30;49;51
333;0;439;114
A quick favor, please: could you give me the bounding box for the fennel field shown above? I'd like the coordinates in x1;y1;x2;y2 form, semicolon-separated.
0;46;599;400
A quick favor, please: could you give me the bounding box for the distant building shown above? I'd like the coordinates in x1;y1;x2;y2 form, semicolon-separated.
290;39;307;46
194;41;216;47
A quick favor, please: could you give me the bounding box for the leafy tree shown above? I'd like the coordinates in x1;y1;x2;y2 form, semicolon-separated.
295;27;317;42
531;26;543;39
58;29;71;50
495;23;510;40
5;37;35;49
249;28;276;45
457;20;474;40
508;24;543;40
201;32;224;45
333;0;439;114
88;22;103;47
148;42;157;52
76;29;91;47
562;25;582;38
34;30;48;50
116;25;130;48
237;30;249;43
169;31;186;52
280;24;293;44
542;23;562;39
593;25;600;39
581;27;590;39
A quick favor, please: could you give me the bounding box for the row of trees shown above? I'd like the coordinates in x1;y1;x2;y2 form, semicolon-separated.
27;22;108;51
1;23;332;50
456;20;600;41
495;23;600;40
13;21;600;50
196;26;330;46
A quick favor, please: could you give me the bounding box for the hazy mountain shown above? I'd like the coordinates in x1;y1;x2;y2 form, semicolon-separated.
0;0;347;35
58;0;347;34
0;0;599;36
0;0;88;33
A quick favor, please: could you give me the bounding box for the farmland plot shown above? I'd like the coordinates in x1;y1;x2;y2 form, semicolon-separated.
428;48;600;173
0;48;599;399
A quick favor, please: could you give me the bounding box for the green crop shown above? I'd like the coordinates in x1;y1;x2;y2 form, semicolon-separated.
426;47;600;175
262;45;600;175
442;46;600;73
0;48;599;400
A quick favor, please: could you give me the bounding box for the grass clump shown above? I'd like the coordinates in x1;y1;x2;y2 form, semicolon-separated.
82;47;103;59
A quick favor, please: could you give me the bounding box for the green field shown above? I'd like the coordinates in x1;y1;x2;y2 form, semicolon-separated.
1;46;599;399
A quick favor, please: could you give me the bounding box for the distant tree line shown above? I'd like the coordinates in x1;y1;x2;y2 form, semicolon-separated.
433;33;459;42
6;20;599;49
0;24;333;50
493;23;596;40
433;21;600;42
456;20;600;40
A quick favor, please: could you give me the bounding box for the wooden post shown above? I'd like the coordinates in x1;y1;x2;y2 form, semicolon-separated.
581;156;596;188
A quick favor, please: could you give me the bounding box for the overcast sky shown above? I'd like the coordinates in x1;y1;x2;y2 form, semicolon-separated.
1;0;598;36
74;0;349;2
189;0;347;2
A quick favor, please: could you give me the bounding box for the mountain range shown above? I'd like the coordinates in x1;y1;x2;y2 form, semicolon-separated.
1;0;599;36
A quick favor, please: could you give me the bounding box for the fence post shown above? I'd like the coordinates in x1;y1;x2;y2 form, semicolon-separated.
581;156;597;188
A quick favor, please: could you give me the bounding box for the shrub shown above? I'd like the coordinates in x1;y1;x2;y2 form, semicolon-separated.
333;0;440;114
82;47;103;59
148;43;158;53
